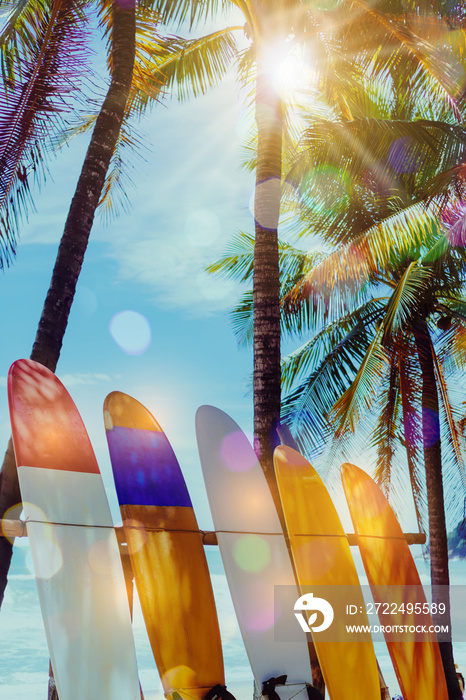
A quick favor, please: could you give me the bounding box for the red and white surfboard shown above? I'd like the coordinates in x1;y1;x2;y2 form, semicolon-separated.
8;359;140;700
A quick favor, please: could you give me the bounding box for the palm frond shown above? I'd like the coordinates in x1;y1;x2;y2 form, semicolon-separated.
330;324;389;437
136;28;239;103
284;200;442;312
231;289;253;345
281;302;386;455
206;230;254;282
141;0;232;31
441;322;466;377
288;119;466;215
348;0;462;119
382;261;434;344
214;233;327;345
432;348;466;492
398;351;428;536
281;298;386;391
52;112;97;148
0;0;84;83
372;356;400;496
0;0;89;265
97;123;148;221
207;231;321;286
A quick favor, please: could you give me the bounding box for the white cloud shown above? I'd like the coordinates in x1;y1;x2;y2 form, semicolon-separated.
103;77;253;316
58;373;112;387
110;232;242;315
16;74;254;317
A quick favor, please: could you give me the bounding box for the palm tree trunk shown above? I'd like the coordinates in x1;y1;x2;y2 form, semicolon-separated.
412;318;462;700
0;0;136;609
0;439;20;608
253;48;325;697
253;50;282;501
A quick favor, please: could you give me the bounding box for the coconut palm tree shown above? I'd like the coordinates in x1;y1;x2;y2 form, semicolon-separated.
295;168;466;700
146;0;465;507
211;115;466;698
0;0;139;607
0;4;244;661
283;223;466;700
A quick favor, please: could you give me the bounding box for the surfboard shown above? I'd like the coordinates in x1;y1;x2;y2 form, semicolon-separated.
7;359;140;700
341;462;448;700
273;445;380;700
195;405;313;700
104;391;225;700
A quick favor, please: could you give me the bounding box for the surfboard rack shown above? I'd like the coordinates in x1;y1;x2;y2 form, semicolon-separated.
0;519;426;545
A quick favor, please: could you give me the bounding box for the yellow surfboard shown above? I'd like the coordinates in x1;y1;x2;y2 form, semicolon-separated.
274;446;380;700
104;392;225;700
341;462;448;700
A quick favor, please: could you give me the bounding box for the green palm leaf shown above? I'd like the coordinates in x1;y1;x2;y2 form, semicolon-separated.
372;356;400;494
284;200;442;312
144;0;233;32
289;119;466;197
229;289;252;346
134;28;239;103
432;348;466;492
209;232;329;341
398;351;428;536
97;123;148;219
330;324;389;437
382;261;434;344
207;231;255;282
281;298;386;391
281;300;386;454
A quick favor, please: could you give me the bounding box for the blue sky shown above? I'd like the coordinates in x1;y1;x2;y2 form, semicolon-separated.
1;22;466;700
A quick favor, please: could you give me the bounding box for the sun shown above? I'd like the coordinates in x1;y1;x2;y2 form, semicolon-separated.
260;38;317;100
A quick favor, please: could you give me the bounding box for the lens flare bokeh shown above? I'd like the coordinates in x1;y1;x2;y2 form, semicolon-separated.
220;430;257;472
109;310;151;356
233;534;271;573
300;165;350;217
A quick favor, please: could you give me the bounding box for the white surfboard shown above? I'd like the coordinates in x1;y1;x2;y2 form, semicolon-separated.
196;405;313;700
8;359;140;700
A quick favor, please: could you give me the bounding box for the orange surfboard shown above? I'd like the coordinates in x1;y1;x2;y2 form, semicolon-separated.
274;446;380;700
341;462;448;700
104;392;225;700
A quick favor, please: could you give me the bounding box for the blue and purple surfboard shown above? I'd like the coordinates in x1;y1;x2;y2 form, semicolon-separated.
104;391;225;700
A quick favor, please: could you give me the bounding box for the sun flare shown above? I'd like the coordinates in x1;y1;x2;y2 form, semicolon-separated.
260;39;317;99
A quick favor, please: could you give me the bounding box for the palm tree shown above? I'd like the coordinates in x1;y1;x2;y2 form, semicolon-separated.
197;4;466;693
211;115;466;698
0;0;138;607
285;235;466;700
281;122;466;699
0;0;245;605
149;0;464;500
